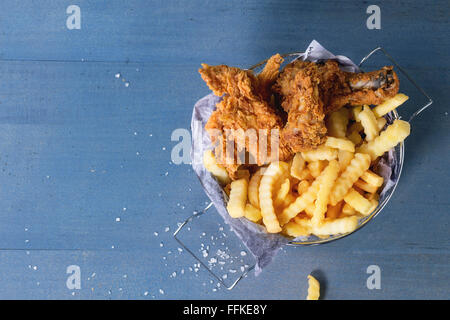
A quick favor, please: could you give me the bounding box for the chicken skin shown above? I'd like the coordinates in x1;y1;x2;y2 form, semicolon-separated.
273;59;399;153
199;56;289;178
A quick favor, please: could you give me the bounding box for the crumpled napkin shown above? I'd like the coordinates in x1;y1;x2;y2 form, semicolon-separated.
190;40;398;275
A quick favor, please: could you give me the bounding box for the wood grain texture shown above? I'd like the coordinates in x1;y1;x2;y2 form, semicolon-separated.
0;0;448;299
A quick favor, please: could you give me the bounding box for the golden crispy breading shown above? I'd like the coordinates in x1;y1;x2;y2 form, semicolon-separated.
200;62;288;177
273;60;399;153
327;66;399;113
274;60;399;114
256;54;284;101
274;61;328;152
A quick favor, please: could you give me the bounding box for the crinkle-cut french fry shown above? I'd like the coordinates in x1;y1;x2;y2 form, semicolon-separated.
338;150;354;173
343;188;374;216
359;105;379;141
279;178;322;225
226;178;248;218
325;136;355;152
259;161;289;233
306;275;320;300
280;161;338;225
290;153;306;179
293;217;311;229
304;202;315;217
347;130;363;146
301;145;338;162
329;153;371;205
308;160;328;178
280;193;296;209
326;108;349;138
366;191;380;201
357;120;411;160
203;150;231;185
353;185;365;195
311;216;358;236
312;160;340;226
377;117;387;131
326;201;344;219
297;180;310;195
368;198;379;214
354;179;379;194
244;203;262;223
274;178;290;207
373;93;409;117
361;170;383;188
341;203;356;216
298;168;314;181
296;216;359;236
248;169;263;208
283;221;311;238
352;106;363;121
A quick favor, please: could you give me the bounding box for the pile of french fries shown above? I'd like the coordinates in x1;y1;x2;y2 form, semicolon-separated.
204;93;410;238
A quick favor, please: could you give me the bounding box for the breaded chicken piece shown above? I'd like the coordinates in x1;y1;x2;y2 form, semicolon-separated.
274;60;399;114
279;63;328;153
256;53;284;101
200;62;288;178
273;59;399;152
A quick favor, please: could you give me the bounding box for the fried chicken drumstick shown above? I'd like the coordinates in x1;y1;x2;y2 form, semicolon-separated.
199;55;399;178
273;59;399;153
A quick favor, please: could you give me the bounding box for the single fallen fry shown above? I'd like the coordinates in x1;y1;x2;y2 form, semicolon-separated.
306;275;320;300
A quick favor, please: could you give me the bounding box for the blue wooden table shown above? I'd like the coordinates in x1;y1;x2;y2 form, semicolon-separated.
0;0;448;299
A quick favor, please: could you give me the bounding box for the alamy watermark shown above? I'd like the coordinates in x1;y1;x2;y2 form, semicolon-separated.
66;265;81;290
171;121;282;168
66;5;81;30
366;265;381;290
366;5;381;30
